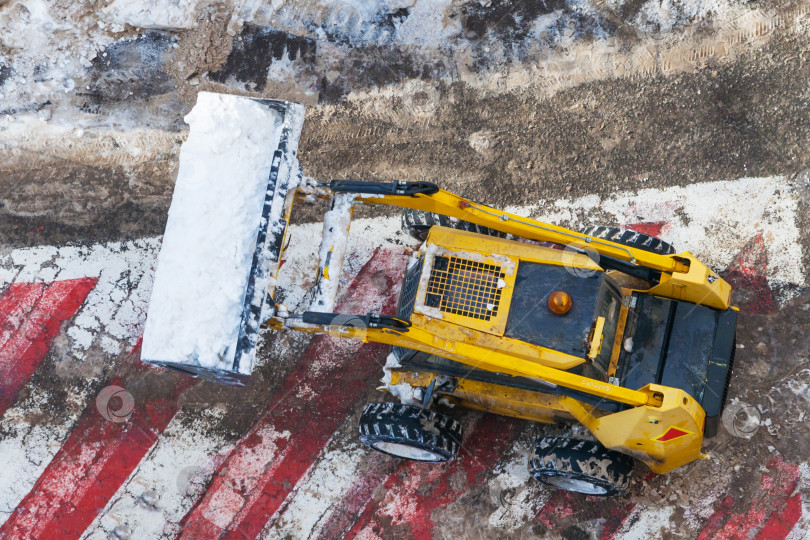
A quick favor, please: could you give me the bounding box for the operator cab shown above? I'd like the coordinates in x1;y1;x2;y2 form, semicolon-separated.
504;262;622;380
394;226;735;428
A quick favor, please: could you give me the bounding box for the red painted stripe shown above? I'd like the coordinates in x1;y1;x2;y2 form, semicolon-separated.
695;496;735;539
536;490;579;528
0;370;192;539
696;457;800;540
0;278;97;416
534;480;635;538
624;221;667;238
176;248;409;539
600;502;637;539
753;493;802;540
344;414;522;540
720;233;776;314
315;454;401;540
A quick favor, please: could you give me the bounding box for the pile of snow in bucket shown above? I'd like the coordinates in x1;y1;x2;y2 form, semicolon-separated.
142;92;297;374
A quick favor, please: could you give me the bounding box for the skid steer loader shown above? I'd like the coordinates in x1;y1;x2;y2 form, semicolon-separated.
142;94;737;496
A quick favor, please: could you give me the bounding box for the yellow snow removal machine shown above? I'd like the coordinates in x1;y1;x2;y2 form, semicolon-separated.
143;94;738;496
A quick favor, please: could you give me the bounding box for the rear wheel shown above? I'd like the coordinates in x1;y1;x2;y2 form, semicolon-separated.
580;225;675;255
529;437;634;496
401;208;506;242
358;403;462;462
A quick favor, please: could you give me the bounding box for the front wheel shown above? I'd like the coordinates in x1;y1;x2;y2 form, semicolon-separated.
529;437;634;496
358;403;463;462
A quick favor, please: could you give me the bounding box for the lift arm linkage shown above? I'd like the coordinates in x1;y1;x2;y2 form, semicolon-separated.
336;180;686;273
280;311;656;408
329;180;731;310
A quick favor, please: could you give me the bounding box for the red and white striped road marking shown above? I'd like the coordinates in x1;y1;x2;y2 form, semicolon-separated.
1;367;192;540
176;248;408;539
0;241;157;524
342;414;523;540
535;488;636;539
0;278;96;416
695;457;801;540
0;175;806;538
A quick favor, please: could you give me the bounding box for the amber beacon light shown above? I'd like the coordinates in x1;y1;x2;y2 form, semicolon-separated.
547;290;573;315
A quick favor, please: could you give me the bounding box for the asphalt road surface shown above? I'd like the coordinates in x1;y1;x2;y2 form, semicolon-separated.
0;1;808;538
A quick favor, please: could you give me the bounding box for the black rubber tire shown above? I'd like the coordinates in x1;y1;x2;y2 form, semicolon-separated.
358;403;463;462
401;208;506;242
529;437;634;496
580;225;675;255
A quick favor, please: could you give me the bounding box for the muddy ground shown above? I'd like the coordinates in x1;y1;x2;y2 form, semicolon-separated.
1;0;809;538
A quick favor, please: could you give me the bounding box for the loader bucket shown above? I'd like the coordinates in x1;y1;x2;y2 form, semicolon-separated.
141;92;305;386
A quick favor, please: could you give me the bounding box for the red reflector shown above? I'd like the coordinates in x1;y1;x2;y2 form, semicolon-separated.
657;427;689;442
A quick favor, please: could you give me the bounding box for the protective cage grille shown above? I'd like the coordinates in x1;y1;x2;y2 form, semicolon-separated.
425;256;505;320
393;255;424;362
397;255;424;321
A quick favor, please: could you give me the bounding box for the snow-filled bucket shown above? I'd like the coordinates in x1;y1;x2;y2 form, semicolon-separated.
141;92;305;386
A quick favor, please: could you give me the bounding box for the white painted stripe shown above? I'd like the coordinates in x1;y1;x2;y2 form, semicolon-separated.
260;442;366;539
616;505;676;539
785;462;810;540
507;175;805;293
487;440;550;531
78;408;234;540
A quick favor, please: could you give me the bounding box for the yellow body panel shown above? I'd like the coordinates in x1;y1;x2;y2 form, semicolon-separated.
262;185;736;476
410;313;585;370
390;372;704;473
573;384;706;474
391;371;576;425
647;253;731;309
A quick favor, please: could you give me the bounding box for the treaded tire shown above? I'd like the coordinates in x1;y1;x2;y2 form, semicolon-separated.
358;403;463;462
401;208;506;242
580;225;675;255
529;437;634;496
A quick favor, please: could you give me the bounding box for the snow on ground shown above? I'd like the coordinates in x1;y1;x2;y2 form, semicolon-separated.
103;0;203;30
0;0;118;113
0;419;75;521
4;238;158;357
1;0;801;131
487;440;548;531
785;462;810;540
617;505;677;539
